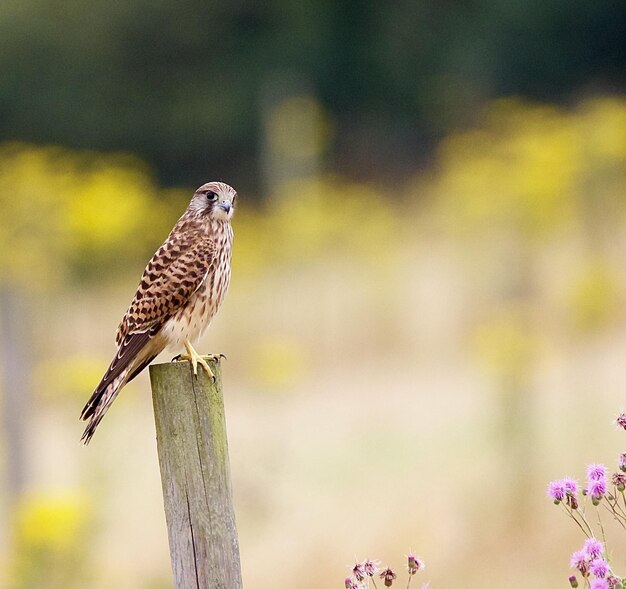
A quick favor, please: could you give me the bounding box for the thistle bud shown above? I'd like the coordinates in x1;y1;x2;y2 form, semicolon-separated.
407;554;424;575
379;567;397;587
352;563;365;582
612;472;626;492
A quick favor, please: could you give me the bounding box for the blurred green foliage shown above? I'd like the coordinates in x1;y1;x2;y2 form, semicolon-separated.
0;1;623;186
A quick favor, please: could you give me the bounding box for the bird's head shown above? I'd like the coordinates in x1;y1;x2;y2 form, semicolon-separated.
189;181;237;222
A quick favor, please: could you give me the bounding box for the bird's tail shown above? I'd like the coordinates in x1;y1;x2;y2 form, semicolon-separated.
80;367;131;444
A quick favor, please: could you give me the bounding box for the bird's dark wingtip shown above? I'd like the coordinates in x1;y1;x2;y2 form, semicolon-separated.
81;421;97;445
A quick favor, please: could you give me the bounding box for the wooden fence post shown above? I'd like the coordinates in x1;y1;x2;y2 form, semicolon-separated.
149;359;243;589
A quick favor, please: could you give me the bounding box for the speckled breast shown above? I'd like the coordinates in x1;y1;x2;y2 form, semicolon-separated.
163;223;233;348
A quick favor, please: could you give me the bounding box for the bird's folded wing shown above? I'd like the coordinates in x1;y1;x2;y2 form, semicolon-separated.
116;230;217;344
81;232;216;421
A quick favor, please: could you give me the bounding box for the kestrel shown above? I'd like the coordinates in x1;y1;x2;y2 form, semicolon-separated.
80;181;236;444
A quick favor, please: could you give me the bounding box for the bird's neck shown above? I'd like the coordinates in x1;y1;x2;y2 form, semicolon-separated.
211;220;234;246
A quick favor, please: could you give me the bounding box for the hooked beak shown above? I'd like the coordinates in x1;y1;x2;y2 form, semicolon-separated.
218;202;232;214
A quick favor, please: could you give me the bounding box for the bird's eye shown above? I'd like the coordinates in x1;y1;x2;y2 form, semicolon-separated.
206;190;218;201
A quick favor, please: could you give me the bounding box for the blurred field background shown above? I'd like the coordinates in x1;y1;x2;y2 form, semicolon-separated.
1;2;625;588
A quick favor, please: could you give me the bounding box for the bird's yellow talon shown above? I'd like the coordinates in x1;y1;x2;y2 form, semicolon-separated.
178;341;218;380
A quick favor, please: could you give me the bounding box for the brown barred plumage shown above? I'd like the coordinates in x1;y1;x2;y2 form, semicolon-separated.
80;181;236;443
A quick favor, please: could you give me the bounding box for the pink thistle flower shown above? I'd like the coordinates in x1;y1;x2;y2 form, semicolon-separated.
615;411;626;430
345;578;358;588
587;479;607;502
587;464;608;482
352;563;366;582
407;554;425;575
379;567;397;587
562;477;579;496
590;558;609;579
570;550;588;574
590;579;609;589
586;466;608;504
362;560;379;577
619;453;626;473
583;538;604;559
568;575;579;588
548;480;566;502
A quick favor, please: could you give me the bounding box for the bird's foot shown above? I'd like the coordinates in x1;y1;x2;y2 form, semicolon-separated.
177;350;214;380
176;343;225;381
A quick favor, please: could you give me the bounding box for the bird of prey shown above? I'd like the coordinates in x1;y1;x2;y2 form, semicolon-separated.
80;181;236;444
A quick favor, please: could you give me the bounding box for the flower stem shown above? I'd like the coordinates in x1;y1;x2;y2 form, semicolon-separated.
576;505;596;537
595;508;608;548
609;490;626;519
601;502;626;530
560;504;593;537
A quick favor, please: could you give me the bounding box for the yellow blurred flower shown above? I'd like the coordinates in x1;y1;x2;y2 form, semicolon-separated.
428;97;626;239
0;143;180;287
10;491;91;589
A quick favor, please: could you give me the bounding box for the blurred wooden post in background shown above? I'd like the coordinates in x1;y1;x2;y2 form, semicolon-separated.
149;360;242;589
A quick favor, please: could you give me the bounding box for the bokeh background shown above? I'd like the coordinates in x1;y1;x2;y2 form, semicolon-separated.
1;2;626;588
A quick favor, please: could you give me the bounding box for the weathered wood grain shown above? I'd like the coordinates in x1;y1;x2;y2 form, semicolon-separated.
149;360;242;589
